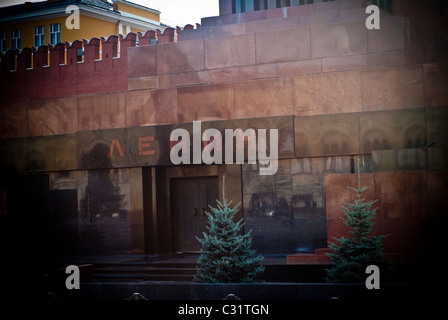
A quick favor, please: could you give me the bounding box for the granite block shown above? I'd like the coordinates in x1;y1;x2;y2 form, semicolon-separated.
360;108;426;153
425;106;448;147
127;45;157;78
374;171;427;218
361;66;424;111
126;88;177;127
294;70;362;116
205;34;256;69
372;148;427;172
322;54;364;72
27;97;78;136
28;134;77;172
0;102;27;138
156;39;205;74
0;137;28;172
295;113;360;158
325;173;375;220
77;92;126;131
423;62;448;107
367;16;405;53
256;27;310;64
235;78;294;118
310;21;366;59
178;83;235;122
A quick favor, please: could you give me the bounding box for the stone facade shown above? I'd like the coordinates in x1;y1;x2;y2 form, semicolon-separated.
0;0;447;259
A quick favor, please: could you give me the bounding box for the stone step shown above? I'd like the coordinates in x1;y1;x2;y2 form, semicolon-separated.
94;266;197;275
286;253;332;264
314;247;332;255
93;273;195;282
286;247;332;264
93;262;197;269
92;261;198;282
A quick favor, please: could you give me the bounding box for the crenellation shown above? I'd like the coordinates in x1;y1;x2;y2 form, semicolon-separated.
50;43;67;66
101;35;119;59
17;47;33;70
0;33;140;75
137;30;156;46
83;38;101;62
33;45;49;69
3;49;17;73
66;40;83;66
0;24;188;102
157;28;175;44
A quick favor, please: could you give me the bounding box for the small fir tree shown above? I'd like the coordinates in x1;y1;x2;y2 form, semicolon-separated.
195;199;264;283
325;186;387;283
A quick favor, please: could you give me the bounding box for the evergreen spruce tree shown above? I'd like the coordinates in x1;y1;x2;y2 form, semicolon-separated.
325;186;387;283
195;199;264;283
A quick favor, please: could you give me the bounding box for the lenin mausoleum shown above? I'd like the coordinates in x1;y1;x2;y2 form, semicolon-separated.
0;0;447;300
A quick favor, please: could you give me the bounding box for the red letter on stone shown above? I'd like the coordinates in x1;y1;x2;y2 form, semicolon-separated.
139;136;155;156
107;139;125;158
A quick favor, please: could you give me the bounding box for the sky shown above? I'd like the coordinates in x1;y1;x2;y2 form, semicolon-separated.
0;0;220;27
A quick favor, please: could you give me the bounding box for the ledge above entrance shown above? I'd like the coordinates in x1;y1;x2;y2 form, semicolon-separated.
76;115;294;171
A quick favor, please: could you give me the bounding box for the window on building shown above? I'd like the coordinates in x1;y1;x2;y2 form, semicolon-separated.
277;0;290;7
234;0;245;13
76;48;84;62
233;0;334;13
301;1;336;4
368;0;393;13
255;0;268;10
34;25;45;47
49;23;61;45
10;29;21;50
235;0;268;13
0;31;6;52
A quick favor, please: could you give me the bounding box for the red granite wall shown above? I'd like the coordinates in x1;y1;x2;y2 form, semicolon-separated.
0;0;447;256
1;1;447;141
325;171;448;260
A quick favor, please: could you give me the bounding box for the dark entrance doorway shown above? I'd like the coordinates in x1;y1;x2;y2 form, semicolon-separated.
172;176;219;252
49;189;78;255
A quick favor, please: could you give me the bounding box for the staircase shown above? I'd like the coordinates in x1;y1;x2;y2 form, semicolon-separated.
89;252;332;282
92;260;198;282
